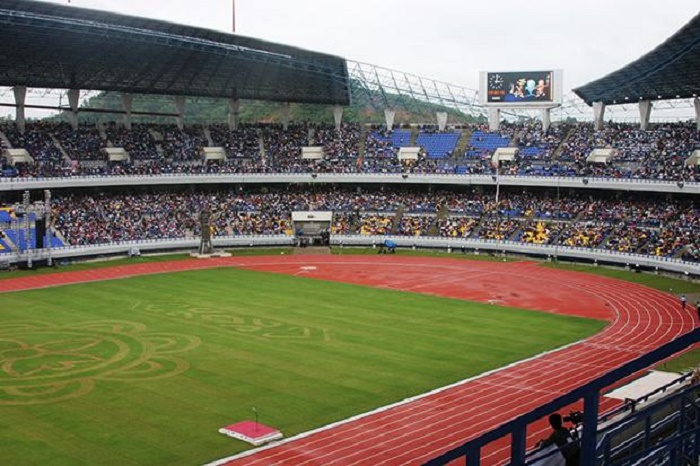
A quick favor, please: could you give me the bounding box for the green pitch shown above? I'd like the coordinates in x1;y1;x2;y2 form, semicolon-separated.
0;267;605;466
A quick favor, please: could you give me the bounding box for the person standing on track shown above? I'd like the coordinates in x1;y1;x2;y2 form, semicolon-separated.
681;294;687;310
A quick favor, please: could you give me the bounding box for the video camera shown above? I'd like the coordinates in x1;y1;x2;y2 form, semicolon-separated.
563;410;583;425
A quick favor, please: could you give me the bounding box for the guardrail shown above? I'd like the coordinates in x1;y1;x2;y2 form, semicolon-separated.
598;372;693;423
0;172;698;194
4;234;699;277
4;235;295;263
332;235;700;276
422;328;700;466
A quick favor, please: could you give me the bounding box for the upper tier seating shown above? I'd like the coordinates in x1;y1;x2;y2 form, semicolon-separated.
0;121;697;182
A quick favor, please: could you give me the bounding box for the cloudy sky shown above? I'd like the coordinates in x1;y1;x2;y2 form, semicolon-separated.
41;0;699;92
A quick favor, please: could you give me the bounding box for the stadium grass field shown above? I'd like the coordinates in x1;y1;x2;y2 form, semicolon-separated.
0;266;605;466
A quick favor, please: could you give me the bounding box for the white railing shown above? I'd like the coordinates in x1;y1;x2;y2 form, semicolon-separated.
5;235;295;263
4;234;699;276
332;235;700;275
0;173;697;194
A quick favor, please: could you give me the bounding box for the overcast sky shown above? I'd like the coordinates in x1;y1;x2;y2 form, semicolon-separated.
41;0;699;93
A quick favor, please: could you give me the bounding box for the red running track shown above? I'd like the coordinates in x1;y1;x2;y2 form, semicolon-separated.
0;256;696;466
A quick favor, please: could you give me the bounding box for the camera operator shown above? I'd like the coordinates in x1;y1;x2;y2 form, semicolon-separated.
537;413;580;466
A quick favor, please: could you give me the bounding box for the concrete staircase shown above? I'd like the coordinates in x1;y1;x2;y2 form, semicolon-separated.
0;130;13;149
549;221;568;245
409;126;420;146
508;129;521;148
49;134;72;164
96;122;108;140
349;211;362;234
357;125;368;160
148;128;166;159
552;126;575;160
390;206;406;234
470;213;492;239
427;205;450;236
452;128;473;161
597;224;621;249
203;126;215;147
258;131;266;165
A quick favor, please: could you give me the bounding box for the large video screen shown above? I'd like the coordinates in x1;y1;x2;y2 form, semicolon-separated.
486;71;553;103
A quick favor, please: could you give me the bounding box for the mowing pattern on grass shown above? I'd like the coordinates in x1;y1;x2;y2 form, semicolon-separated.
0;320;199;406
137;302;331;341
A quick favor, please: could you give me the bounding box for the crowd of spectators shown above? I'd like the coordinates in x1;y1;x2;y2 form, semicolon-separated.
104;123;159;160
159;124;207;161
2;122;64;164
52;123;107;161
397;215;434;236
1;121;699;182
359;214;394;235
314;123;362;172
438;217;478;238
518;221;563;245
557;222;611;248
3;187;685;264
476;217;520;241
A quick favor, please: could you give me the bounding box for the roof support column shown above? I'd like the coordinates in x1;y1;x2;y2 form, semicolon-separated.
175;96;186;130
67;89;80;130
541;108;551;132
436;111;448;131
13;86;26;133
384;108;395;129
281;102;291;131
638;100;652;130
694;97;700;131
488;108;500;132
121;94;133;130
593;101;605;131
228;98;240;131
332;105;343;131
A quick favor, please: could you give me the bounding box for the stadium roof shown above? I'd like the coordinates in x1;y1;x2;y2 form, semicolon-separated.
0;0;350;105
574;11;700;106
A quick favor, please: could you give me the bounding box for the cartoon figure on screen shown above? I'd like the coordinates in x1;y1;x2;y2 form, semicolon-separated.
535;76;550;99
525;79;537;96
509;78;526;99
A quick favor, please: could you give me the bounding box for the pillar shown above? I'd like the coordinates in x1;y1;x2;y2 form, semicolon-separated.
436;111;448;131
121;94;133;130
281;102;291;131
228;98;240;131
488;108;500;132
541;108;551;132
384;108;395;129
13;86;26;133
694;97;700;131
638;100;652;130
175;95;186;130
593;101;605;131
332;105;343;131
67;89;80;130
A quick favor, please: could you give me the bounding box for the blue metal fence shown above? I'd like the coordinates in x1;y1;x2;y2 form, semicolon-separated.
423;328;700;466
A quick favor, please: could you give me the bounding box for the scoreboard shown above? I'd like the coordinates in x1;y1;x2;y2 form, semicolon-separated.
479;70;562;106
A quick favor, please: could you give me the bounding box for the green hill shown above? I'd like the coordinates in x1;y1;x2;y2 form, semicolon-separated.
59;80;483;125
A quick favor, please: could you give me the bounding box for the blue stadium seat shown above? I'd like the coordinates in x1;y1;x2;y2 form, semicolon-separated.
416;132;460;159
0;236;11;254
4;229;35;251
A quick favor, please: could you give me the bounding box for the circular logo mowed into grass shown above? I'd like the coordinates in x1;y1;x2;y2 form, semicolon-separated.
140;302;331;341
0;321;200;405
